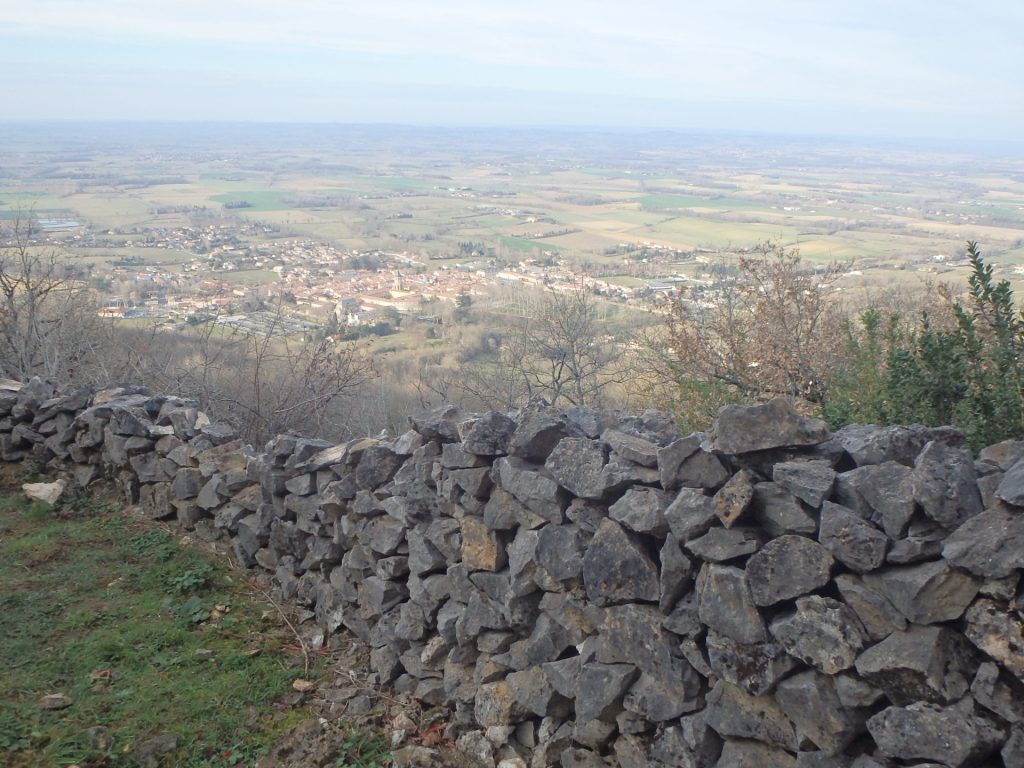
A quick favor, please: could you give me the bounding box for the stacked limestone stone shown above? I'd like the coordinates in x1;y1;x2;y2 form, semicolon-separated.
3;377;1024;768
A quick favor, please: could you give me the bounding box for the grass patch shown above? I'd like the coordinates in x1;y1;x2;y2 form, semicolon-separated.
0;491;330;767
498;235;562;253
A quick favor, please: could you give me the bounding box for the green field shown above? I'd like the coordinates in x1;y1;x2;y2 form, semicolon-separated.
3;126;1024;291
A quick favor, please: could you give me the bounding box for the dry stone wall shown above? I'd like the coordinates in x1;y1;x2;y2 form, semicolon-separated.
3;376;1024;768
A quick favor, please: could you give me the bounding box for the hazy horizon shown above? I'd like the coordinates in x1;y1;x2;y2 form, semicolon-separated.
3;1;1022;145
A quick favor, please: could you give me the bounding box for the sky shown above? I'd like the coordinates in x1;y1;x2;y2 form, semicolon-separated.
1;0;1022;143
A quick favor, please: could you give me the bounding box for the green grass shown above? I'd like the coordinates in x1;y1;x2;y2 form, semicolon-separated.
0;488;346;768
498;235;563;252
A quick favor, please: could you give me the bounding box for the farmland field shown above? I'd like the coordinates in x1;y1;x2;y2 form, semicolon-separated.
1;123;1023;296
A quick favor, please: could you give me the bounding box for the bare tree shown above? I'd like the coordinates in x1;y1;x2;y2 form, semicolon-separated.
0;218;100;381
96;306;377;445
462;279;629;409
647;242;847;428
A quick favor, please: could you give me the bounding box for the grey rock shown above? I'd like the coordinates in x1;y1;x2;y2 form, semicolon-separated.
195;475;227;510
680;636;713;679
450;467;492;498
536;524;587;582
483;488;531;531
611;734;650;768
997;454;1024;507
854;624;976;705
752;482;818;537
508;406;575;462
475;680;529;726
867;697;1005;768
284;472;316;496
862;560;980;624
834;675;883;708
912;440;983;529
971;662;1024;723
685;527;763;562
773;460;836;507
977;472;1003;508
1004;727;1024;768
505;528;548;596
582;519;659;606
770;596;867;674
660;434;729;491
715;740;797;768
979;571;1020;600
964;598;1024;682
696;563;767;645
355;444;404;488
392;429;424;456
410;404;470;443
659;534;694;611
831;471;872;519
407;530;447;575
666;488;719;542
658;434;701;487
623;655;702;722
595;604;677;675
847;758;886;768
677;449;731;491
834;423;964;467
495;456;565;522
703;680;799;750
543;656;581;700
608;486;672;535
746;535;834;606
650;714;722;767
603;428;659;467
441;442;487;469
818;501;889;573
575;662;638;722
885;532;944;564
833;573;907;641
710;398;829;455
545;437;631;500
132;733;180;768
559;747;613;768
943;505;1024;577
364;515;406;555
713;469;756;528
130;452;175;484
614;709;649;737
794;753;849;768
979;439;1024;471
840;462;915;537
664;592;702;638
571;719;617;750
775;670;862;756
707;631;797;695
506;666;570;718
461;410;516;456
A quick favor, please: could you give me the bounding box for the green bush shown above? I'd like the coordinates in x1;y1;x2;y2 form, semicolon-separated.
825;242;1024;450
